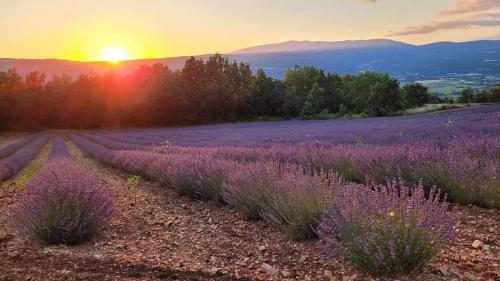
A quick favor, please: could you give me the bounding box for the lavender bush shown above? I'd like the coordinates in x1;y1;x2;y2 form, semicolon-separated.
0;136;48;181
150;153;229;202
73;135;230;202
225;162;339;240
0;135;36;159
318;180;457;276
14;159;113;245
80;133;148;150
50;136;71;159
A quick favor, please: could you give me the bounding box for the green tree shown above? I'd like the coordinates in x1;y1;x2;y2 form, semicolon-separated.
400;83;430;109
458;87;475;103
283;66;326;116
248;69;284;117
301;83;327;116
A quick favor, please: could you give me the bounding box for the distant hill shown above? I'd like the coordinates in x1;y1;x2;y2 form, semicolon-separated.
0;57;191;78
232;39;410;54
230;40;500;78
1;39;499;94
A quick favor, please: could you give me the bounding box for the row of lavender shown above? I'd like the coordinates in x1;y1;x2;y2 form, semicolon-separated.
0;135;37;159
0;136;49;182
13;136;113;245
84;129;500;208
70;133;457;275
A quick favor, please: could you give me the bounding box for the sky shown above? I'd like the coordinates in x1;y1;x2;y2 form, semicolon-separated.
1;0;499;61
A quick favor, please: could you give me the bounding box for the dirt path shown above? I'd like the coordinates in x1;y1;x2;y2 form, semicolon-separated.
0;139;498;281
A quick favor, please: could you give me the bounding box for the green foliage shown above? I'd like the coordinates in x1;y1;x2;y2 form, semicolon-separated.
127;175;141;204
474;84;500;103
400;83;430;109
301;83;328;116
127;175;140;186
247;69;285;117
3;58;482;131
458;87;475;103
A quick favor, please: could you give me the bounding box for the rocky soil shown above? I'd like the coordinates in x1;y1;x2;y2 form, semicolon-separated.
0;139;498;281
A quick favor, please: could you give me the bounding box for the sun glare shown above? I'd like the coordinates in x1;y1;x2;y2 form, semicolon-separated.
100;46;128;63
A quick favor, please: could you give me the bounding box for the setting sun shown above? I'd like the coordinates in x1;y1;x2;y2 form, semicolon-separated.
100;46;128;63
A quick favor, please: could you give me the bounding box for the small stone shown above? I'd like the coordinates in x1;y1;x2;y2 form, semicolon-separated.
324;270;332;277
208;267;219;276
482;244;490;251
437;266;449;276
93;253;104;260
258;245;267;252
342;275;357;281
299;255;306;263
472;240;483;249
281;270;292;278
261;263;279;275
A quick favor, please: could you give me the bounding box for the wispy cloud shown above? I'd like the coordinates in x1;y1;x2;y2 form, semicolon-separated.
441;0;499;15
469;11;500;19
389;0;500;36
389;19;500;36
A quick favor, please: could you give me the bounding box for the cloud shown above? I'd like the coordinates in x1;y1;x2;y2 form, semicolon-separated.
389;19;500;36
469;11;500;19
441;0;499;15
388;1;500;36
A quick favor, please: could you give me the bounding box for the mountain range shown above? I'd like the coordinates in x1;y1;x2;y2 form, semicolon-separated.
1;39;499;93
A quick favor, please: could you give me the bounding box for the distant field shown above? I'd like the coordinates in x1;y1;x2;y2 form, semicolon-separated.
413;74;500;97
96;103;500;147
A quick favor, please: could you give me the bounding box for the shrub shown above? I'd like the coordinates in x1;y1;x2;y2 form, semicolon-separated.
50;136;71;159
0;136;49;182
14;160;114;245
151;153;229;202
225;161;338;240
318;180;457;276
262;167;339;240
223;162;277;220
0;135;36;159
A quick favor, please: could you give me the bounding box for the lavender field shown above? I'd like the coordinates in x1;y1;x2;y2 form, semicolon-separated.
78;103;499;208
94;103;500;147
1;104;499;280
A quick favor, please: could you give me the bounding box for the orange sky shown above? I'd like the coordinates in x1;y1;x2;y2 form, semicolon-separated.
1;0;499;61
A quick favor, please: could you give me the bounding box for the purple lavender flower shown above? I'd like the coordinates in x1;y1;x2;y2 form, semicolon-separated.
13;159;114;245
318;179;457;275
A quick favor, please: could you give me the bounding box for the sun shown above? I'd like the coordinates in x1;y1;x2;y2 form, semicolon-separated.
100;46;129;63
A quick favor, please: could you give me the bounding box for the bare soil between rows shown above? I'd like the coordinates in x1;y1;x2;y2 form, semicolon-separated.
0;140;498;281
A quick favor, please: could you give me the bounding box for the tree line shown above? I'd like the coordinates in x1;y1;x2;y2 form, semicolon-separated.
457;86;500;104
0;54;497;131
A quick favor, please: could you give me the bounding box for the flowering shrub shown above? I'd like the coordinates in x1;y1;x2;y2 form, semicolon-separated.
0;136;49;182
223;162;277;220
225;161;338;240
150;153;229;202
0;135;36;159
50;136;71;159
318;180;457;276
14;159;114;245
